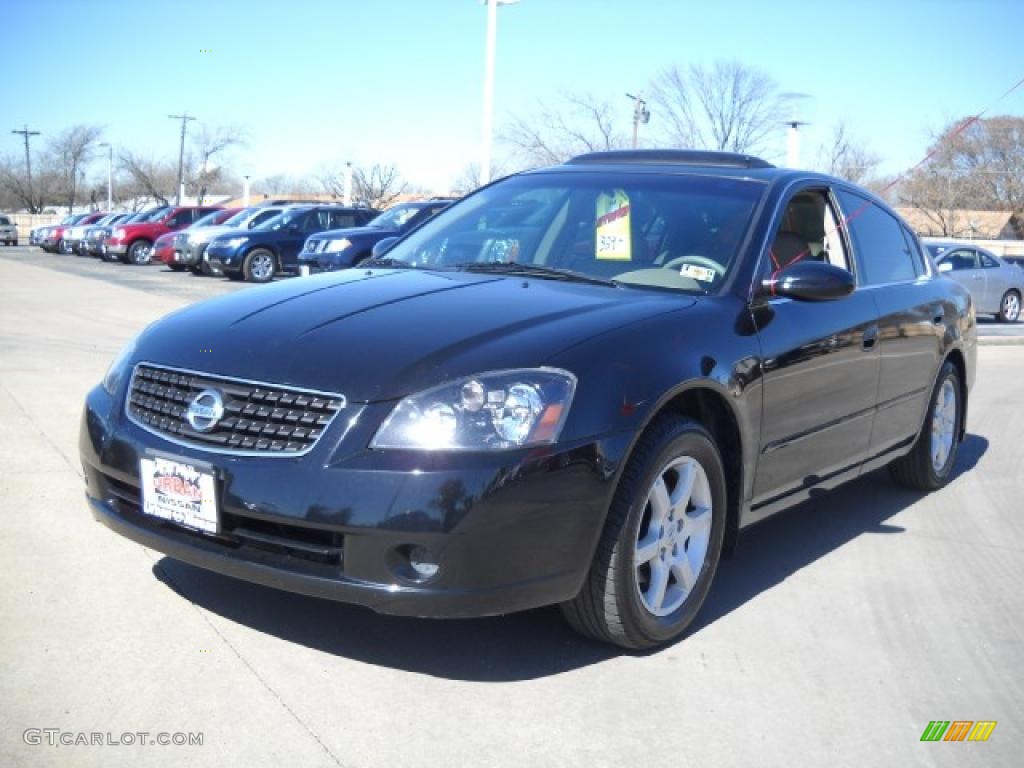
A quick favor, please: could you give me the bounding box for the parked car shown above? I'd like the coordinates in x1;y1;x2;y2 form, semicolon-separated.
81;213;136;257
62;213;119;254
181;206;289;276
42;213;95;252
106;206;222;265
298;199;453;273
925;239;1024;322
80;149;976;649
0;214;17;245
153;208;242;272
205;205;377;282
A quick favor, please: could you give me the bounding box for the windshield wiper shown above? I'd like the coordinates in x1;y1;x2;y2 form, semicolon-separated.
453;261;618;287
361;256;415;268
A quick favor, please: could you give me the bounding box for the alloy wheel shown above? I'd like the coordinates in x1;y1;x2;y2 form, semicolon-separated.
930;378;957;473
634;456;713;617
250;253;274;281
1002;292;1020;322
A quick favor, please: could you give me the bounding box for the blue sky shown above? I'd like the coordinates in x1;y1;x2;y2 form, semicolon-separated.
3;0;1023;191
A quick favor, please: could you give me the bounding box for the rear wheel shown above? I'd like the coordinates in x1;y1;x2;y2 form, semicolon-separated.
889;360;962;491
127;239;153;265
188;265;204;275
561;415;726;649
998;290;1021;323
243;248;276;283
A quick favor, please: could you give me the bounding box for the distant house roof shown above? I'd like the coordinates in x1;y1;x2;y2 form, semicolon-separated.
895;207;1024;240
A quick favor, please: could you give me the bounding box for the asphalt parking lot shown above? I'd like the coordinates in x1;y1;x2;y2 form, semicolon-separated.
1;246;1021;768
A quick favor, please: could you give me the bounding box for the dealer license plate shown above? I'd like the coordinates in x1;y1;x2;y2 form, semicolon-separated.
140;455;219;535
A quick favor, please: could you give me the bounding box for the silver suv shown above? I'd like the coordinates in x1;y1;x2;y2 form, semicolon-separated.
0;215;17;246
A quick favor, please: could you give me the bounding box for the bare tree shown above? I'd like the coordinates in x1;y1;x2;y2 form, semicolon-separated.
899;116;1024;236
256;173;319;196
117;151;176;207
450;160;510;195
351;164;407;209
187;124;245;203
816;121;882;185
649;60;784;155
47;125;104;213
501;91;629;167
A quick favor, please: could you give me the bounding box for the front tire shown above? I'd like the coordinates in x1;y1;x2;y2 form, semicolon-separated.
561;415;727;649
889;360;962;491
998;290;1021;323
127;239;153;265
242;248;277;283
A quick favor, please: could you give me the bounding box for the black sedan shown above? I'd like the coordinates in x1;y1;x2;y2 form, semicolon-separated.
205;205;378;282
298;199;452;272
80;150;976;649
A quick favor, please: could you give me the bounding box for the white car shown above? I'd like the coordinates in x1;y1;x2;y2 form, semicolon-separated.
926;239;1024;322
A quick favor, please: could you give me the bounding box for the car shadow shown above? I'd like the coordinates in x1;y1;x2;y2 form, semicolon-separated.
152;434;988;682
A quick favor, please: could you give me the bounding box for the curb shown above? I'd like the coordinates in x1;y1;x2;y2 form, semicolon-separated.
978;335;1024;346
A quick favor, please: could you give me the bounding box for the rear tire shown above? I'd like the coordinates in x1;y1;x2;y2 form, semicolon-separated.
242;248;277;283
889;360;962;491
561;415;727;649
998;290;1021;323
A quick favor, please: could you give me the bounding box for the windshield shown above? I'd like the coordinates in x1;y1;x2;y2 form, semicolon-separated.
137;207;169;223
368;204;421;230
385;172;764;293
223;207;259;227
254;208;309;231
192;210;227;228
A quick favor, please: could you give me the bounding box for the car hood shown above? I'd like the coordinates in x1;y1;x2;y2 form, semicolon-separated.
133;268;695;402
209;227;283;246
187;223;237;244
313;226;391;241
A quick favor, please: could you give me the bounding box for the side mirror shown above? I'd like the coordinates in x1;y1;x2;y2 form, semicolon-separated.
937;261;953;273
372;237;399;259
286;224;300;234
761;261;855;302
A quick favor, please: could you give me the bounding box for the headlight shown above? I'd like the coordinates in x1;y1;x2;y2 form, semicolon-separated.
371;369;576;451
224;236;249;248
112;228;126;239
102;337;137;396
325;238;352;253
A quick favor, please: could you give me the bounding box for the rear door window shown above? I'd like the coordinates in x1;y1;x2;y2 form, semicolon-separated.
835;190;919;285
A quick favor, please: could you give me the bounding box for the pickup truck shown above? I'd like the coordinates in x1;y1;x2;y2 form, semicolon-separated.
106;206;222;265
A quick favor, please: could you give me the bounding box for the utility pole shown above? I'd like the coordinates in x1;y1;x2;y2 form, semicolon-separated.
168;113;196;205
626;93;650;149
98;142;113;211
11;124;41;212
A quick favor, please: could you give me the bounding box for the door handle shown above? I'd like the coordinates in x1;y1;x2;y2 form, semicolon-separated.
862;326;879;350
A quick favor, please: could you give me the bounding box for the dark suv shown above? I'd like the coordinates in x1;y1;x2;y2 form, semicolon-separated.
205;205;377;282
299;199;453;272
80;150;975;649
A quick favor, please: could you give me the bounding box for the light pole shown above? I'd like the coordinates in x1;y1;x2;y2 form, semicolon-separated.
626;93;650;149
168;113;196;205
344;162;353;206
11;125;41;211
479;0;518;186
98;142;113;211
242;175;251;207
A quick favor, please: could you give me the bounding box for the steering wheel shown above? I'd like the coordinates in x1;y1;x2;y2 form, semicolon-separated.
662;254;727;279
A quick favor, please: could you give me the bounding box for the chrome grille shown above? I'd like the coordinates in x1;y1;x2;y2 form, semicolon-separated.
126;363;345;456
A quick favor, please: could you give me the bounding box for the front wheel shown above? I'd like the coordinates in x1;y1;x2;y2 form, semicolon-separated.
128;240;153;265
889;360;962;491
561;415;726;649
998;290;1021;323
242;248;277;283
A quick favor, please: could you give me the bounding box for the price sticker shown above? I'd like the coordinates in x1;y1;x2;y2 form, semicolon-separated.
595;190;632;261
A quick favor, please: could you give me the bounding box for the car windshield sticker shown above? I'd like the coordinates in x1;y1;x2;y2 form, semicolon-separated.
595;190;632;261
679;264;716;282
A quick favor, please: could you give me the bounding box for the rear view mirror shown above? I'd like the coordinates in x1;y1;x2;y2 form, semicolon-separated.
372;237;399;259
938;261;953;273
761;261;855;302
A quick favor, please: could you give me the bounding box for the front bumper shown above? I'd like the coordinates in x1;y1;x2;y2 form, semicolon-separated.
80;384;628;618
105;242;128;255
204;244;241;273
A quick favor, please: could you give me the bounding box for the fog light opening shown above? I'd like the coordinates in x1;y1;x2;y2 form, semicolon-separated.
408;546;440;580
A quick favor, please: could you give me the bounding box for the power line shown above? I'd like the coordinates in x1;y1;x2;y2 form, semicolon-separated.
10;124;41;211
168;113;196;206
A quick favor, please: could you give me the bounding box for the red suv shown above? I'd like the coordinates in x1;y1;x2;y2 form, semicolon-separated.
106;206;222;265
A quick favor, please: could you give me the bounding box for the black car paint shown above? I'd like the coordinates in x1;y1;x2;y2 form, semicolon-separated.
80;161;976;618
